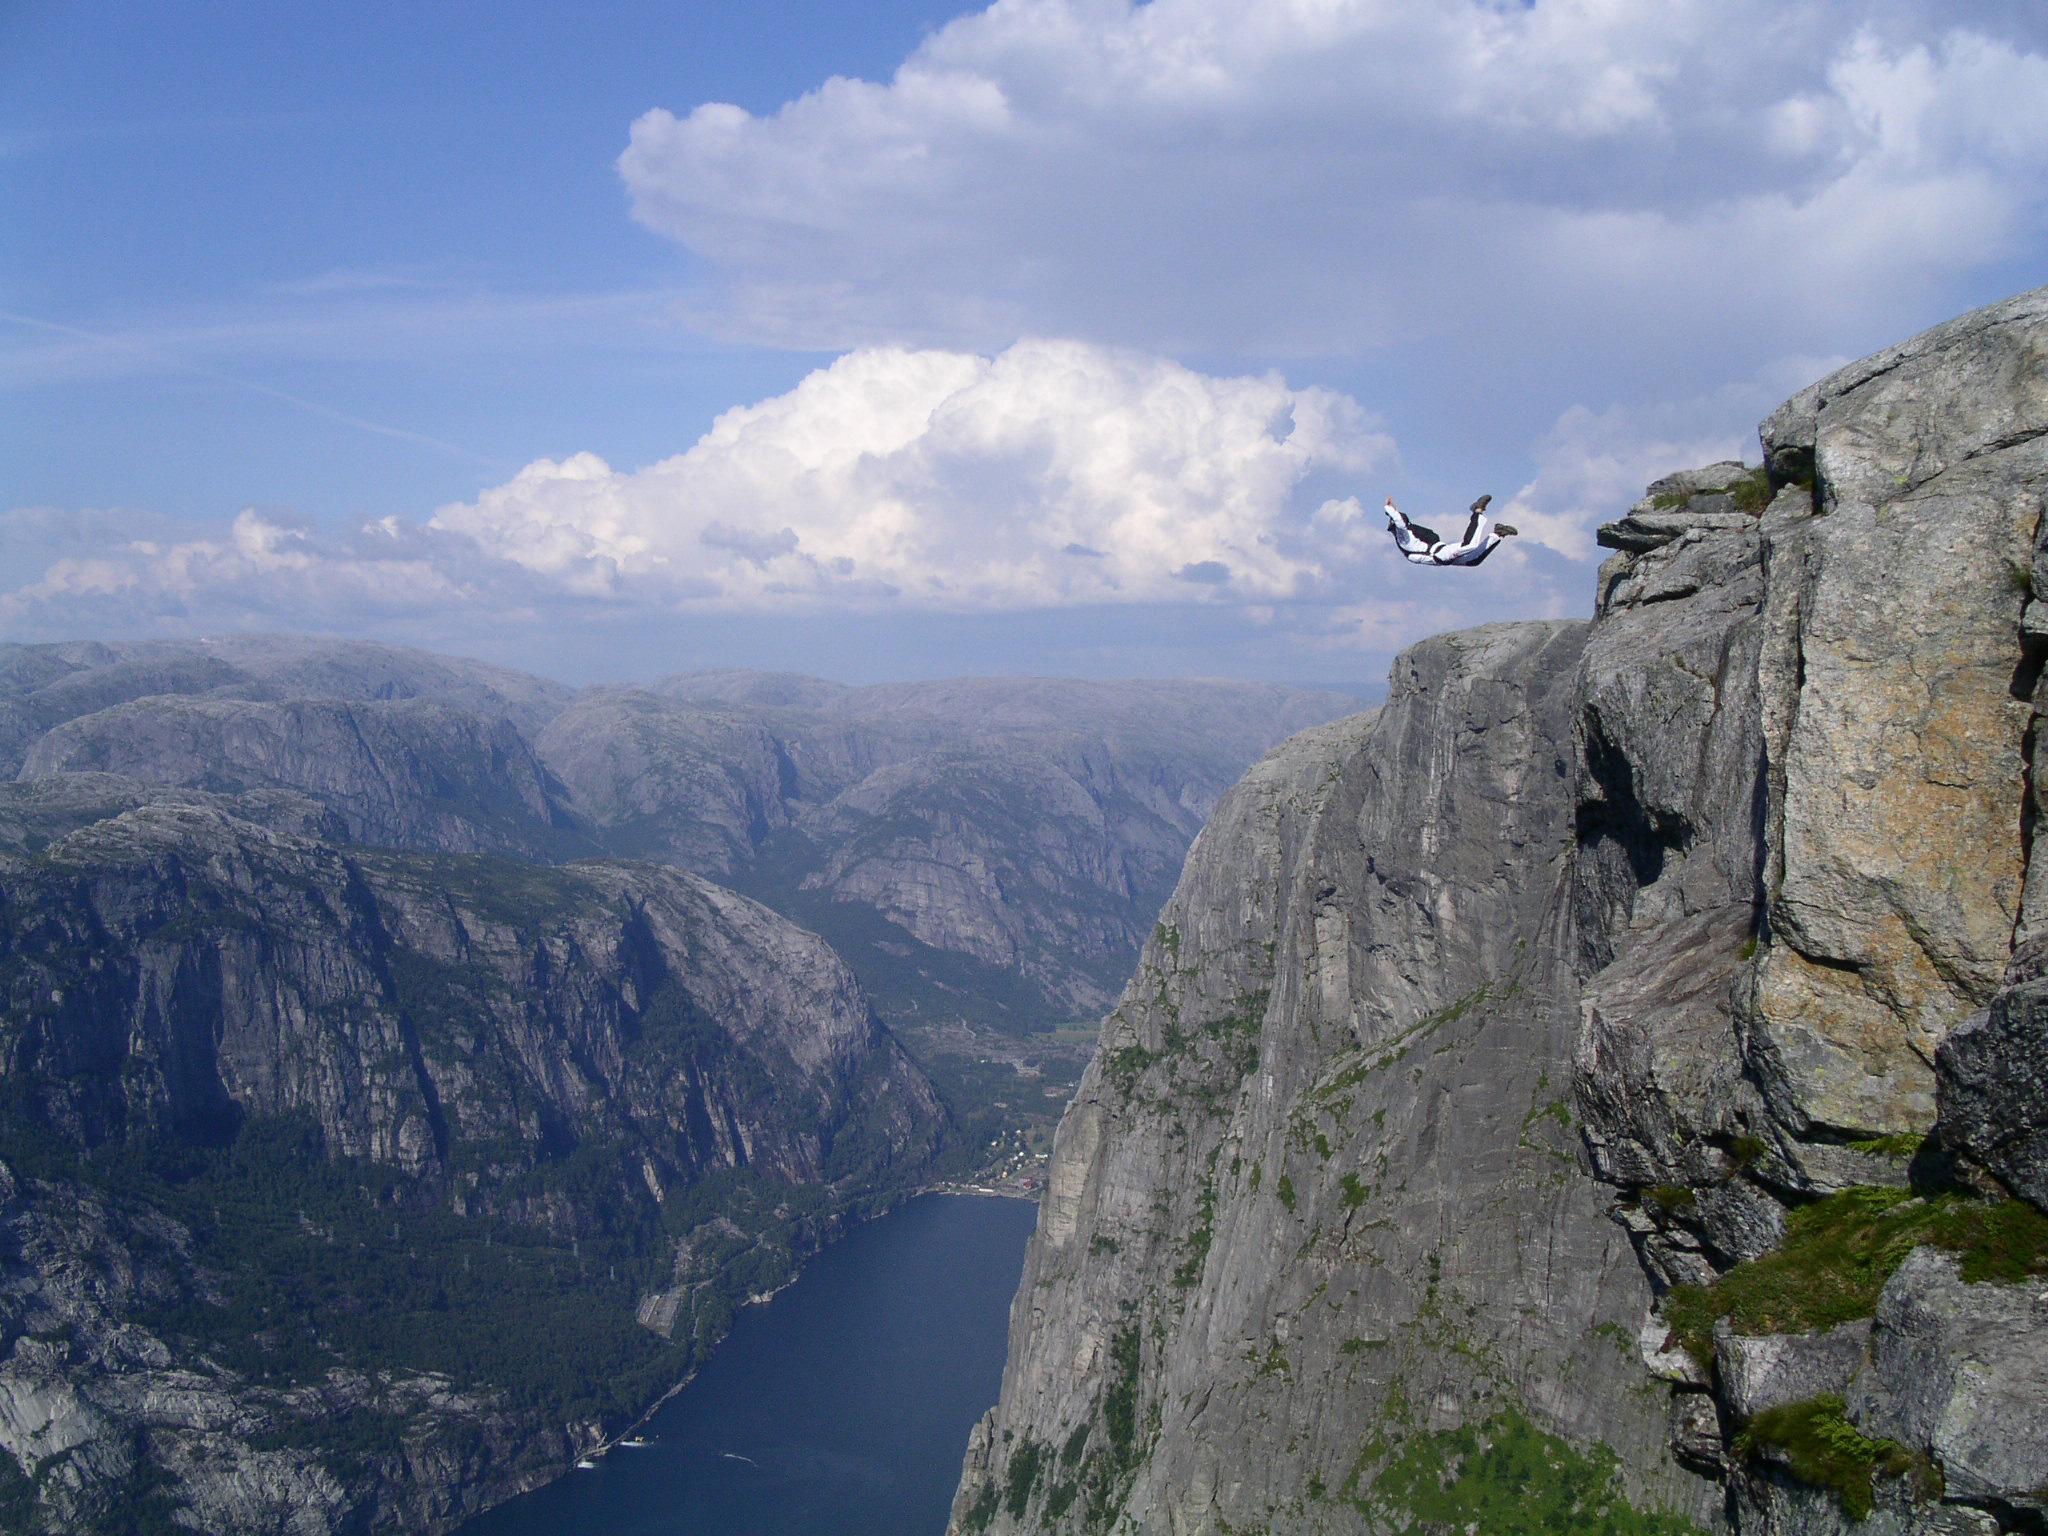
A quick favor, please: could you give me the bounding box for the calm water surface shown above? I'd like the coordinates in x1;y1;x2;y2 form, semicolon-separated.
457;1194;1037;1536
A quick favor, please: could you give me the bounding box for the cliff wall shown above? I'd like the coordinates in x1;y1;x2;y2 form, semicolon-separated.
0;799;945;1534
953;288;2048;1535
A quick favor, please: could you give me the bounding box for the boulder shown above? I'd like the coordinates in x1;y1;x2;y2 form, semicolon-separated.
1716;1320;1871;1421
1938;980;2048;1211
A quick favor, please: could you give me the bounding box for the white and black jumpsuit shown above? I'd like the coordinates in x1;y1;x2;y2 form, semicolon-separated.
1385;502;1507;567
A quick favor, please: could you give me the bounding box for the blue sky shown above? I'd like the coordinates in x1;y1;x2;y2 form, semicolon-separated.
4;0;2045;688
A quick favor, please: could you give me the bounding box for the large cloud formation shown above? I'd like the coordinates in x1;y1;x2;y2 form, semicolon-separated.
620;0;2048;361
432;338;1390;609
1;340;1398;633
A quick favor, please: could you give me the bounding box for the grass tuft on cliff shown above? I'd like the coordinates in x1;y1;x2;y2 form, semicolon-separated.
1736;1395;1929;1521
1355;1408;1707;1536
1663;1187;2048;1364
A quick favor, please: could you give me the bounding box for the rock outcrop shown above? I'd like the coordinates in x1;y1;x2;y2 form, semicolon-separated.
23;696;597;861
954;287;2048;1536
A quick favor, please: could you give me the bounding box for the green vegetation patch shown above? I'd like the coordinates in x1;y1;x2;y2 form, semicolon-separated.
0;1093;935;1502
1647;466;1771;517
74;1111;689;1414
1101;1323;1144;1461
1358;1408;1708;1536
980;1321;1149;1531
1845;1134;1926;1159
1099;988;1267;1115
1728;466;1774;514
1003;1438;1046;1520
1173;1163;1219;1288
1664;1187;2048;1364
1737;1395;1928;1521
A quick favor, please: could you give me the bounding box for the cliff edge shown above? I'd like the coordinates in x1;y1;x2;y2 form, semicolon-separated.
951;286;2048;1536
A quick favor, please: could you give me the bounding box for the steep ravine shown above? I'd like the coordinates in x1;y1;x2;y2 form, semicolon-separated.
952;288;2048;1536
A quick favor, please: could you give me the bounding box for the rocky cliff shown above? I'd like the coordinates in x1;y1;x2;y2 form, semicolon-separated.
0;638;1352;1532
952;288;2048;1536
0;797;946;1534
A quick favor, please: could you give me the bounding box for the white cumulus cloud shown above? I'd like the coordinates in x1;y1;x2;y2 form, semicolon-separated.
0;340;1412;642
618;0;2048;362
431;338;1392;610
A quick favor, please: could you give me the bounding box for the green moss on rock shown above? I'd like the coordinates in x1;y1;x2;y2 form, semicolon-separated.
1737;1395;1926;1521
1357;1408;1707;1536
1664;1187;2048;1364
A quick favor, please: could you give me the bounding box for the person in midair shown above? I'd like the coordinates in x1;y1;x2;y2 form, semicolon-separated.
1384;494;1518;566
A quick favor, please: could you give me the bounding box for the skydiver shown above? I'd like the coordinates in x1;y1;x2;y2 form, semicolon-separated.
1383;494;1518;567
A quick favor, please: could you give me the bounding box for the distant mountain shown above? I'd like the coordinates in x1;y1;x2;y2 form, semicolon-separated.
0;634;575;775
548;672;1366;1025
0;636;1360;1532
23;695;597;860
0;640;1363;1030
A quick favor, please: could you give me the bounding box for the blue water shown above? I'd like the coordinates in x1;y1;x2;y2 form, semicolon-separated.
456;1194;1037;1536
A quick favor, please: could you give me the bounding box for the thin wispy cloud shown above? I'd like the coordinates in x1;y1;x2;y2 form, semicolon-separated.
0;310;503;467
0;288;710;390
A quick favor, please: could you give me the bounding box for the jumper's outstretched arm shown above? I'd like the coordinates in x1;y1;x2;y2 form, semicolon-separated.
1383;497;1434;559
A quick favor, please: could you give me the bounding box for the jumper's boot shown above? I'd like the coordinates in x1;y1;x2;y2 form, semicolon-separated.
1470;494;1492;514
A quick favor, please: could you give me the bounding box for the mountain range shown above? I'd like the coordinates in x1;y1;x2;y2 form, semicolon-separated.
0;643;1356;1532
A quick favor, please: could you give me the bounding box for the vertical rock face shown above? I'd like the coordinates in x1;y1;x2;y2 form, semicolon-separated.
952;624;1714;1534
1578;289;2045;1199
0;803;939;1183
0;802;947;1534
956;287;2048;1536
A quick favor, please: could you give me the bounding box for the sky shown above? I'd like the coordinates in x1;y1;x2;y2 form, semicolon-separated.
3;0;2045;691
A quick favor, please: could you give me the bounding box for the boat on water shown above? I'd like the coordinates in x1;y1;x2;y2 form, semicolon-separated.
575;1459;598;1470
620;1437;651;1448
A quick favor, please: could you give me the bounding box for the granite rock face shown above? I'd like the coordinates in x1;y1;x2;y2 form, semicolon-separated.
955;287;2048;1536
0;635;575;777
1938;983;2048;1209
950;624;1715;1534
0;799;946;1533
23;696;597;861
1851;1250;2048;1521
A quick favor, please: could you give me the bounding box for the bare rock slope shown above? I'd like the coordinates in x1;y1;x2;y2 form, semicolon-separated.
953;288;2048;1536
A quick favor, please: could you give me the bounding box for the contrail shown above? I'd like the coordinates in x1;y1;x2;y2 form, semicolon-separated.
0;309;504;469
